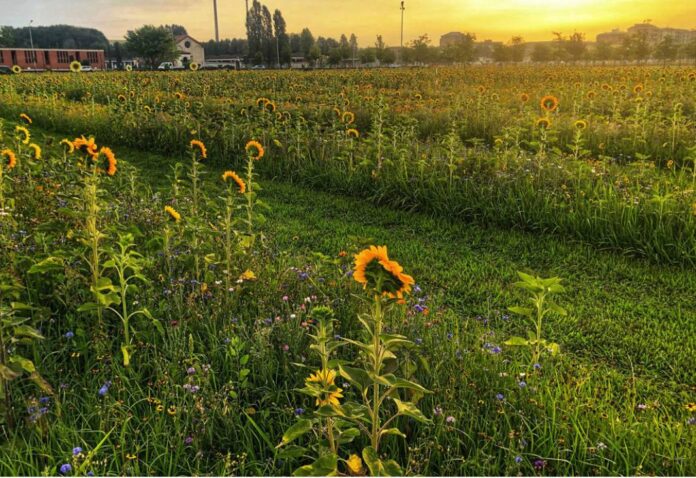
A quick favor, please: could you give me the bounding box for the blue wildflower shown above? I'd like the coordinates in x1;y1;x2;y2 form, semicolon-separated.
59;463;72;475
72;447;83;456
64;331;75;339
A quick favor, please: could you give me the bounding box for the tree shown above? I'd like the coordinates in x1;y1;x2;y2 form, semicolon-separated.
442;32;476;63
492;43;510;62
0;26;14;47
684;38;696;64
273;9;291;65
593;41;614;63
654;35;677;63
381;47;396;64
163;24;188;37
509;36;526;62
565;32;587;61
531;43;552;62
349;33;358;59
113;41;123;69
411;34;431;63
260;5;274;64
4;25;108;49
124;25;179;68
246;0;264;63
339;34;351;59
300;28;315;58
622;33;651;62
359;47;376;64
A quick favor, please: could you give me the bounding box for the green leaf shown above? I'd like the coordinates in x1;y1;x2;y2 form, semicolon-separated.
509;306;533;317
504;336;529;347
338;365;371;390
292;453;337;476
121;344;131;367
392;398;430;424
278;419;312;447
383;375;430;394
9;355;36;373
278;445;307;459
28;256;65;274
380;427;407;438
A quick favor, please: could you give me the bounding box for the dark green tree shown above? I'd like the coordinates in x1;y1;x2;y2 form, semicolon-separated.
509;36;526;62
124;25;179;68
273;9;291;66
654;35;677;63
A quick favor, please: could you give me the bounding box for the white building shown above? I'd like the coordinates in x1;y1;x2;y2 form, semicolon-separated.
175;35;205;66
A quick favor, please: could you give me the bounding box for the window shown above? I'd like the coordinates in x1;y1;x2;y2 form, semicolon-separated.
57;51;69;63
184;41;191;48
0;51;3;64
24;50;37;64
87;51;99;63
44;51;50;65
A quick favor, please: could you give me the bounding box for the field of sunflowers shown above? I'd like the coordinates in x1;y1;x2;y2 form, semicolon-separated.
0;65;694;476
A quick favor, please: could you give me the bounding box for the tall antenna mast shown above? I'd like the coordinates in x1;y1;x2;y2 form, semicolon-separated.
213;0;220;42
400;1;405;63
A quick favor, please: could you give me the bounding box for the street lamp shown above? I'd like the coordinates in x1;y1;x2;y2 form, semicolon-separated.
400;1;405;65
28;20;37;69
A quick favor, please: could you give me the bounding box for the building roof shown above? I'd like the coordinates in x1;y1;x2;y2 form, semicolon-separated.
175;35;202;46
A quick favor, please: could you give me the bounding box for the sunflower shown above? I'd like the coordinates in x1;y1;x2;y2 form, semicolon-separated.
70;60;82;73
29;143;42;160
1;149;17;170
342;111;355;125
256;97;270;108
167;405;177;416
633;84;644;94
19;113;32;125
574;119;588;131
536;117;552;129
117;94;126;103
60;139;75;154
72;136;99;159
265;101;277;113
174;92;185;100
305;369;344;407
245;140;264;160
190;139;207;159
11;65;21;74
15;125;31;145
353;245;414;299
346;454;364;475
587;91;596;99
520;93;529;103
222;170;246;194
164;206;181;223
540;95;559;112
189;62;199;71
686;403;696;412
125;65;133;72
346;128;360;139
99;147;117;176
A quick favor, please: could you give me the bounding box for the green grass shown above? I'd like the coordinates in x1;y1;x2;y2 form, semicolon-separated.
2;124;695;476
123;143;696;386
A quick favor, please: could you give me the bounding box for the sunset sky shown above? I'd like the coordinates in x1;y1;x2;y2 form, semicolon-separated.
2;0;695;45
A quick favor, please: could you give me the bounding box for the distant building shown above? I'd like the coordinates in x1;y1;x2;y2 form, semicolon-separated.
290;56;309;69
440;32;468;48
0;47;105;71
597;23;696;45
175;35;205;65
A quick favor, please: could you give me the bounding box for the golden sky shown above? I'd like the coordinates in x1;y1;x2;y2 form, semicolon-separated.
7;0;696;45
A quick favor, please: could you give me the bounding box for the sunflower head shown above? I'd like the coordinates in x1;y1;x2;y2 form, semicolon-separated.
190;139;207;159
574;119;588;131
60;139;75;154
29;143;42;160
342;111;355;125
19;113;32;125
346;128;360;139
346;454;364;475
15;125;31;145
70;60;82;73
164;205;181;223
305;369;344;407
353;245;414;299
540;95;559;112
222;170;246;194
11;65;21;74
99;147;117;176
245;140;264;160
72;136;99;159
536;117;552;129
1;149;17;170
189;62;199;71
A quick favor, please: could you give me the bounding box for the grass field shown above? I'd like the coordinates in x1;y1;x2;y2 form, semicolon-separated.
0;67;695;476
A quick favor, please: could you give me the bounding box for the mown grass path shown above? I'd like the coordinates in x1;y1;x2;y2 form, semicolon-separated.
115;145;696;387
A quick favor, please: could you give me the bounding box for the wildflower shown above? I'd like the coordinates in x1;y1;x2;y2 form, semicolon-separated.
346;454;364;475
98;380;111;397
239;270;257;281
518;381;527;388
540;95;559;112
533;459;546;470
167;405;177;416
184;436;194;445
496;393;505;401
515;456;523;464
28;143;42;160
245;140;264;160
353;245;414;299
126;453;137;461
72;447;83;456
59;463;72;475
433;405;443;416
294;408;305;416
222;170;246;193
99;147;117;176
64;331;74;339
688;417;696;426
445;415;456;424
187;367;196;375
190;139;207;159
637;403;647;411
156;404;164;412
533;363;542;370
306;369;343;407
164;205;181;223
686;403;696;412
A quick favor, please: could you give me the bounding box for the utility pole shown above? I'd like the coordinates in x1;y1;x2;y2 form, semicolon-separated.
213;0;220;42
400;1;405;65
276;35;280;68
28;20;36;69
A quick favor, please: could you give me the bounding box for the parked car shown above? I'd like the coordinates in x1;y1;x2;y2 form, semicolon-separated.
80;65;94;72
0;66;12;75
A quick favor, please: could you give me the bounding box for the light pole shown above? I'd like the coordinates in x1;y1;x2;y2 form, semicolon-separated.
29;20;37;69
213;0;220;42
400;1;405;65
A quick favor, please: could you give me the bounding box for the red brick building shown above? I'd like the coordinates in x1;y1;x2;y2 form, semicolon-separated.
0;48;105;71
